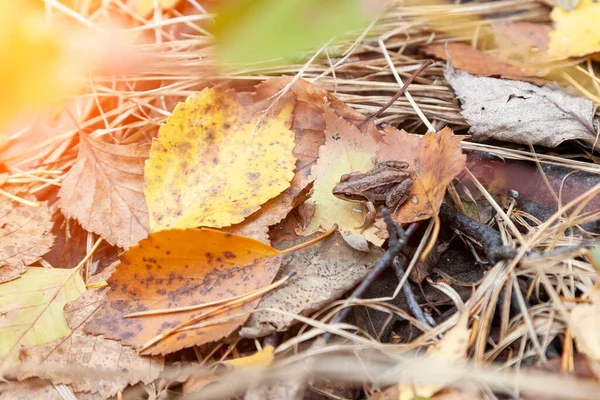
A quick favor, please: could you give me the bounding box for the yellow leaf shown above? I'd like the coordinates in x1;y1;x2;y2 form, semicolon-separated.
547;0;600;59
224;345;275;371
134;0;181;16
145;88;296;231
0;267;86;371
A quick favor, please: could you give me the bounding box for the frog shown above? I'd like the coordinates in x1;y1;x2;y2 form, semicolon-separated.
332;160;413;230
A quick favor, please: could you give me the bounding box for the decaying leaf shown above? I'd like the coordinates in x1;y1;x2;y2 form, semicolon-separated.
0;267;86;371
19;265;163;398
241;232;383;338
446;67;597;147
570;284;600;361
377;128;465;223
398;312;470;400
548;0;600;59
85;229;282;355
303;104;382;246
145;88;296;231
423;42;543;83
0;196;54;282
58;133;150;248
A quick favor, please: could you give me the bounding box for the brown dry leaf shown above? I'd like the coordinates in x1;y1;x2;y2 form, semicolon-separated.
241;232;383;338
570;284;600;361
303;104;382;246
57;133;149;248
377;127;465;223
0;196;53;282
422;42;543;83
446;67;598;147
19;265;163;398
492;21;550;64
84;229;282;355
144;88;296;231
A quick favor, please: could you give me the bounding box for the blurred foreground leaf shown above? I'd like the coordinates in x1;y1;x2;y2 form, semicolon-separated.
213;0;381;65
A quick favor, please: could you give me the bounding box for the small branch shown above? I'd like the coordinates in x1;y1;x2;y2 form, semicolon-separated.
439;204;517;263
392;258;434;328
322;207;417;343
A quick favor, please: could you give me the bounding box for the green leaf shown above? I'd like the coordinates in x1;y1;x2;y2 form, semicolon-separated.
0;267;86;371
589;246;600;271
213;0;378;65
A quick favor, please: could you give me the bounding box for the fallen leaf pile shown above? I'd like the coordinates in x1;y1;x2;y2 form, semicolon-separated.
4;0;600;398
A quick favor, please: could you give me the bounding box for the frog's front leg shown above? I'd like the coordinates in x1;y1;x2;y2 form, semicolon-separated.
356;201;376;231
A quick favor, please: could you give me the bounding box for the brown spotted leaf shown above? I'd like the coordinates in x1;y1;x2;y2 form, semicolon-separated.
0;196;53;282
84;229;282;355
19;265;163;398
57;133;149;248
241;232;383;338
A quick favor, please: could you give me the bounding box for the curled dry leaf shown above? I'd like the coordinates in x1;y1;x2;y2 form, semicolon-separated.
145;88;296;231
378;127;466;223
0;196;54;283
241;232;383;338
58;133;150;248
303;104;382;246
446;67;598;147
0;267;86;371
85;229;282;355
19;264;163;398
547;0;600;59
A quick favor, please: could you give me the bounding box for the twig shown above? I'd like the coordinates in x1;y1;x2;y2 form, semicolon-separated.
439;204;517;263
392;258;435;328
358;60;433;129
322;207;417;343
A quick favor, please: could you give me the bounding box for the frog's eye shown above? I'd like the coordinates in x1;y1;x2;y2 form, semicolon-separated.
339;173;351;182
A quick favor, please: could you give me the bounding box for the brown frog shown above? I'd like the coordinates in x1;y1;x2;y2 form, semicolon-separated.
332;160;412;230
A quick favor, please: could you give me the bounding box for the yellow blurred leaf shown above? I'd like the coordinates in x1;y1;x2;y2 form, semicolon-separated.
145;88;296;231
224;345;275;371
0;1;80;128
0;267;86;371
547;0;600;59
134;0;181;16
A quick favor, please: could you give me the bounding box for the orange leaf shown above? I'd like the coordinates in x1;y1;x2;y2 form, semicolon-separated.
58;133;150;248
378;128;466;223
84;229;282;355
